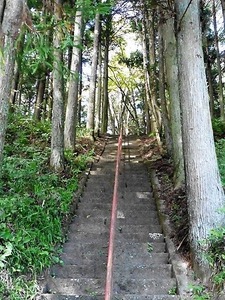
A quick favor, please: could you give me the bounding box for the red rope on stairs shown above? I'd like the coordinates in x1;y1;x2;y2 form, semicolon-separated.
105;132;123;300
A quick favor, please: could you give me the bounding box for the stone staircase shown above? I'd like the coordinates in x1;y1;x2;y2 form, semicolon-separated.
40;136;180;300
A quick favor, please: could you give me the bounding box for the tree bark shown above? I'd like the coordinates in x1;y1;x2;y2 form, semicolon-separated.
212;0;224;121
34;76;46;121
101;13;112;134
64;9;83;150
158;18;173;156
141;2;163;152
95;42;102;136
176;0;225;280
220;0;225;28
161;11;185;189
0;0;24;168
86;11;100;137
50;0;64;172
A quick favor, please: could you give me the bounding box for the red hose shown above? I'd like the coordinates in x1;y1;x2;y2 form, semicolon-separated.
104;131;123;300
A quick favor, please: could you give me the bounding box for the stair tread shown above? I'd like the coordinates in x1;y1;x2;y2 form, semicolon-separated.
41;295;179;300
44;277;177;296
50;264;172;279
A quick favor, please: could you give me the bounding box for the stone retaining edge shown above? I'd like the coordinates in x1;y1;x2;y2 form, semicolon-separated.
149;168;194;300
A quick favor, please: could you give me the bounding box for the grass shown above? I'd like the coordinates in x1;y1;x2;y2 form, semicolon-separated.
0;114;96;299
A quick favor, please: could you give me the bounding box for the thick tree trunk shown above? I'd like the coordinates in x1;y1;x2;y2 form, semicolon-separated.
50;0;64;172
86;11;100;137
0;0;24;168
64;9;83;150
162;14;184;189
176;0;225;280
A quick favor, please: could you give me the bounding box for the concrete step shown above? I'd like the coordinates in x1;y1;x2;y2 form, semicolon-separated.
57;240;169;270
41;294;179;300
77;202;157;211
42;277;177;296
50;263;172;281
84;183;152;193
76;208;159;221
115;296;179;300
43;278;104;295
50;261;107;278
114;253;169;267
114;296;179;300
114;241;167;254
115;232;165;243
113;264;173;280
60;246;168;265
66;232;109;243
113;278;177;295
119;191;153;200
66;231;164;245
69;215;160;227
69;223;162;235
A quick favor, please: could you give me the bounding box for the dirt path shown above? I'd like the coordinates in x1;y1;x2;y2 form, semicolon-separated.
40;135;180;300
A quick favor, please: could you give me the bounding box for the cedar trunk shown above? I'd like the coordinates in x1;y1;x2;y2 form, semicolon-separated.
176;0;225;280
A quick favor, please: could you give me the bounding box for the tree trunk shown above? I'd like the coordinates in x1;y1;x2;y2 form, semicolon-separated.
77;50;83;127
0;0;24;168
34;76;46;121
220;0;225;28
95;43;102;136
86;11;100;137
101;13;112;134
212;0;224;121
64;9;83;150
50;0;64;172
176;0;225;280
162;12;184;189
11;63;20;107
141;2;163;152
158;18;173;156
205;40;215;118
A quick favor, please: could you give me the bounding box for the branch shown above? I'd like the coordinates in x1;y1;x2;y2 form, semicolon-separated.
177;0;193;32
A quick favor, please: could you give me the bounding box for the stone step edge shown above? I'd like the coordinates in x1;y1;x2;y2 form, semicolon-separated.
149;169;193;299
40;294;180;300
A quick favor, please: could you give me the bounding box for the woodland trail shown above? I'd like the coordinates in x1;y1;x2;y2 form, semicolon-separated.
40;135;180;300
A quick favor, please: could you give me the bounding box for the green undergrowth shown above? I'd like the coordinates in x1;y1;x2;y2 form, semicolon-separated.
202;138;225;295
0;114;95;299
216;138;225;186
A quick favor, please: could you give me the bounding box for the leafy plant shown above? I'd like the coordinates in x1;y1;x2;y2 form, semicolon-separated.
216;138;225;186
147;242;153;253
168;286;177;295
188;284;211;300
0;114;96;298
204;226;225;292
212;118;225;138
